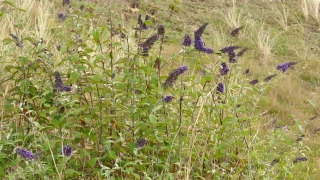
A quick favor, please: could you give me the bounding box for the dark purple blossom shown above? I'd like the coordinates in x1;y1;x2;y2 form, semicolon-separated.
54;71;71;92
136;138;147;148
163;95;174;103
16;148;37;160
61;145;73;156
142;47;149;56
63;0;70;6
194;23;208;37
277;62;297;72
220;62;229;75
231;26;243;36
293;157;307;163
139;34;159;50
237;48;248;57
194;36;213;54
10;34;23;48
163;66;188;88
295;135;305;142
138;14;149;30
58;13;67;21
264;74;277;82
249;79;259;85
182;35;192;46
220;46;241;53
158;25;165;35
228;50;238;63
216;83;224;94
244;68;250;75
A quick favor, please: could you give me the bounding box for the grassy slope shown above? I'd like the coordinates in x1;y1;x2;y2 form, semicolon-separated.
1;0;320;178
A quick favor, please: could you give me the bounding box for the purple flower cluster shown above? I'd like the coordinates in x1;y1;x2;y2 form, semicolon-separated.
163;95;174;103
220;46;248;63
55;71;71;92
264;74;277;82
220;46;241;53
58;13;67;21
136;138;147;148
194;23;213;54
63;0;70;7
138;14;149;30
249;79;259;85
216;83;224;94
158;25;165;35
220;62;229;75
231;26;243;36
182;35;192;46
139;34;159;56
293;157;307;163
16;148;37;160
276;62;297;72
163;66;188;88
61;145;73;157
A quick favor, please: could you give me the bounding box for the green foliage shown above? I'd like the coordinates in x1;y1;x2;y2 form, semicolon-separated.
0;1;313;179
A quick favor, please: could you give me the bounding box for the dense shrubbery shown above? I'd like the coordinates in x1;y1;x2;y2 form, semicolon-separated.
0;1;313;179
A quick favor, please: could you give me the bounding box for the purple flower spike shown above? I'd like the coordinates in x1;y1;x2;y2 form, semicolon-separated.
158;25;165;35
138;14;149;30
194;36;214;54
61;145;73;157
163;66;188;88
249;79;259;85
136;138;147;148
58;13;67;21
16;148;37;160
163;95;174;103
231;27;243;36
237;48;248;57
277;62;297;72
62;86;71;92
182;35;192;46
216;83;224;94
228;51;238;63
220;62;229;75
264;74;277;82
194;23;209;37
220;46;241;53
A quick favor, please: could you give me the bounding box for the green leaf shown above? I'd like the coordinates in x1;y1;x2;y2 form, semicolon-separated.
149;114;157;124
65;169;78;178
70;72;80;83
92;30;100;43
144;20;152;26
71;53;79;62
3;0;16;7
109;151;117;159
88;157;100;167
151;105;162;113
60;44;67;54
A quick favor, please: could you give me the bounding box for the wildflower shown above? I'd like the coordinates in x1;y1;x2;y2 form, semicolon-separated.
220;62;229;75
139;34;159;50
16;148;37;160
142;47;149;56
55;71;64;89
136;138;147;148
194;23;209;37
194;23;214;54
228;50;238;63
276;62;297;72
63;0;70;6
9;34;23;48
249;79;259;85
61;145;73;157
237;47;248;57
163;66;188;88
220;46;241;53
158;25;165;35
137;14;149;30
216;83;224;94
244;68;250;75
54;71;71;92
135;89;142;94
182;35;192;46
264;74;277;82
293;157;307;163
194;36;213;54
58;13;67;21
163;95;174;103
231;26;243;36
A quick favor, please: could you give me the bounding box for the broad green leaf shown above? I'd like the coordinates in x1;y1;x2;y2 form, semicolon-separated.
92;30;100;43
149;114;157;124
70;72;80;83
